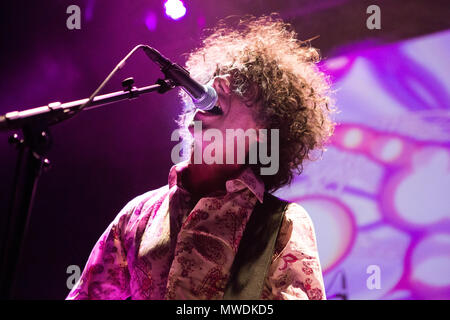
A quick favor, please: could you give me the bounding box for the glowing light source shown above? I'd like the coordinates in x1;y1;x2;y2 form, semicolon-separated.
380;138;403;162
343;128;363;148
145;11;157;31
164;0;186;20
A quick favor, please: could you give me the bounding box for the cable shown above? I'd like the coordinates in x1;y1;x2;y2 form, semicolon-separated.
73;44;148;115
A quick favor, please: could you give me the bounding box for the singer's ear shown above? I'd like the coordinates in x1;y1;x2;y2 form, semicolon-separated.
212;75;231;95
243;82;262;107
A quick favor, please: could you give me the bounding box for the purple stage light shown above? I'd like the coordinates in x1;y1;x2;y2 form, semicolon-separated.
164;0;186;20
145;11;157;31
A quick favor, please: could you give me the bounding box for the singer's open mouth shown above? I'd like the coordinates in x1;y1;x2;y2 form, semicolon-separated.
205;105;223;116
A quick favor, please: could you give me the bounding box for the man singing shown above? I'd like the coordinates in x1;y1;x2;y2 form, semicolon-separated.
67;14;335;300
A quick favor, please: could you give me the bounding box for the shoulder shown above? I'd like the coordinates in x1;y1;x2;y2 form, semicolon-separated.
285;202;319;253
273;200;319;257
268;194;315;234
284;202;315;232
113;185;170;225
124;185;169;212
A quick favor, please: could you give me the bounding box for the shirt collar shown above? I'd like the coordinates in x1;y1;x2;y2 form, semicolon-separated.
168;161;265;203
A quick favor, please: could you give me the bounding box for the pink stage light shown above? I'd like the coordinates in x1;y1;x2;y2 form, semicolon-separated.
145;11;157;31
164;0;186;20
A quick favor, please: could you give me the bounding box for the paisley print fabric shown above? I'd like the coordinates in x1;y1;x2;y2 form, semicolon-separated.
67;162;326;300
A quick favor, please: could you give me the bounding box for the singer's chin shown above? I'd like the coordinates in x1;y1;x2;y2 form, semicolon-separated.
187;122;208;134
187;122;195;133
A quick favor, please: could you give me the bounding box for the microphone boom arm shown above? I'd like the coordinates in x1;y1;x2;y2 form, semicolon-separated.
0;78;174;132
0;44;177;299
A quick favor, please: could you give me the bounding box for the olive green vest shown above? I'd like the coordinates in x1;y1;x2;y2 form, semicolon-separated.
223;192;289;300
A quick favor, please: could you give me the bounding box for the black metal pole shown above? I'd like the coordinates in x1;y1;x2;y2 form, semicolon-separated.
0;123;51;299
0;78;174;299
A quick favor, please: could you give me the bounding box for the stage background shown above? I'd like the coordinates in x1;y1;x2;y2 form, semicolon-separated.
0;0;448;299
276;30;450;300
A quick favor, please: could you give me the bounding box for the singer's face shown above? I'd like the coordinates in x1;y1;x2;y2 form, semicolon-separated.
188;75;263;166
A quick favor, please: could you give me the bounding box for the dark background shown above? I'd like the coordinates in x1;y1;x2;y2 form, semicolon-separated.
0;0;448;299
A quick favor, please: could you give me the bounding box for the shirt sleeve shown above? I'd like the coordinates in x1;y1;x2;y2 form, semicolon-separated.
262;202;326;300
66;200;136;300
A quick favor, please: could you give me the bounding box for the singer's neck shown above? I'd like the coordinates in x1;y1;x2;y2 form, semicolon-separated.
183;161;243;200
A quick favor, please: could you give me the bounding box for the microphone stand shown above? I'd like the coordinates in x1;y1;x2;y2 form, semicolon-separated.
0;77;174;299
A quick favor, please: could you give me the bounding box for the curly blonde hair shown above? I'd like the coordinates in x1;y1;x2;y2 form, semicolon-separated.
179;14;336;192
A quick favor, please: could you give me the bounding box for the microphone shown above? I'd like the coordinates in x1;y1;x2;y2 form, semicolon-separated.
142;46;217;111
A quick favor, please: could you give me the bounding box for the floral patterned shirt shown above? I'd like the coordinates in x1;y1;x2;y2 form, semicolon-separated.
67;162;326;300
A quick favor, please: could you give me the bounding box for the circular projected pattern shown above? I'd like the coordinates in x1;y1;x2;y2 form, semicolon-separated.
410;233;450;298
383;148;450;228
295;196;356;272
